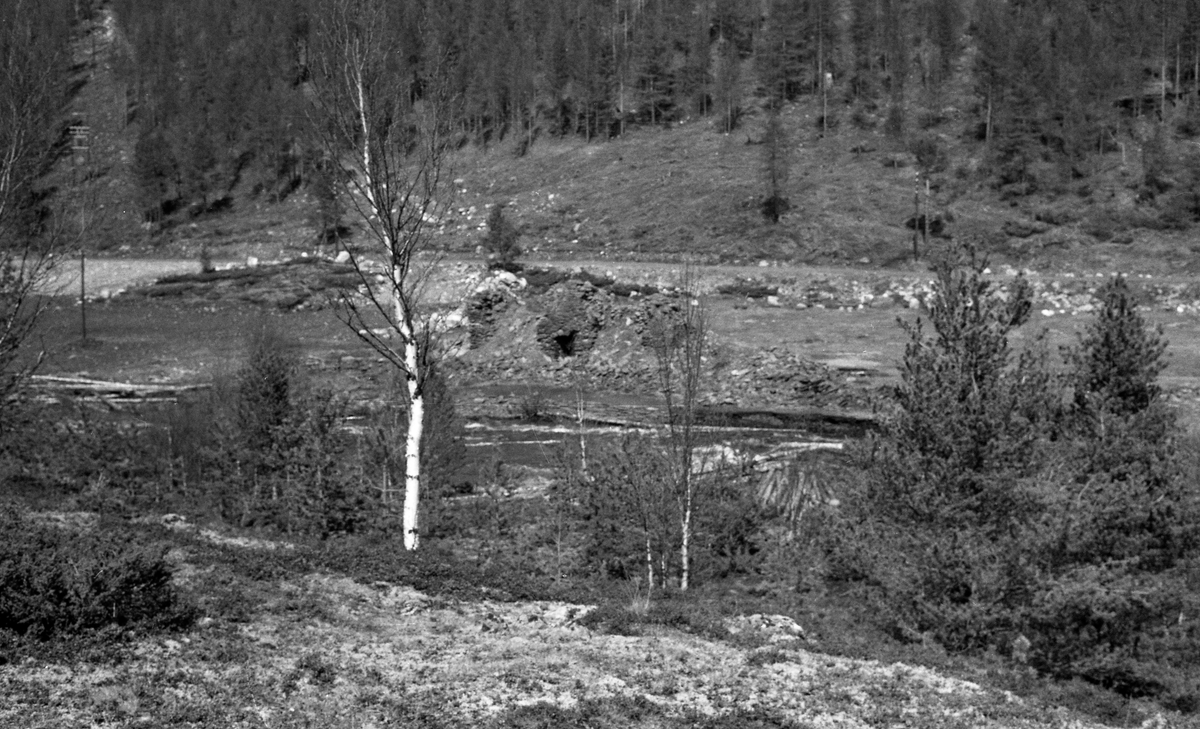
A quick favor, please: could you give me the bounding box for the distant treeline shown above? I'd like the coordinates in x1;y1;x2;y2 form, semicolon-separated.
98;0;1200;220
0;0;76;243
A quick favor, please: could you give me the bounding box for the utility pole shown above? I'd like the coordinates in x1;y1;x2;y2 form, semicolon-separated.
69;121;91;342
912;171;920;261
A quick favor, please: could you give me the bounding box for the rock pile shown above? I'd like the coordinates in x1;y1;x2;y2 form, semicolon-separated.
458;284;847;409
465;270;526;345
724;613;807;644
761;271;1200;317
713;348;845;408
119;258;362;310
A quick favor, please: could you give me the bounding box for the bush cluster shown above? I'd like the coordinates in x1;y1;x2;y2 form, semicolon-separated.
0;509;194;654
548;433;763;591
482;204;522;272
827;250;1200;700
0;323;466;543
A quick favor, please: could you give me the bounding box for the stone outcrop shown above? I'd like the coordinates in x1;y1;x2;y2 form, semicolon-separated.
466;270;526;346
534;280;607;358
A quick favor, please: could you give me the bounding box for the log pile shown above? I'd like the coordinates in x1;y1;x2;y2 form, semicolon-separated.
29;375;209;404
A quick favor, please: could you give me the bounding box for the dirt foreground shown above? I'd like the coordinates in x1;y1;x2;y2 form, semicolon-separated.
0;522;1117;729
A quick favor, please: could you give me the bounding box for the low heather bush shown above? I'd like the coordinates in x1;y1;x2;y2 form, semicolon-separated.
0;510;194;653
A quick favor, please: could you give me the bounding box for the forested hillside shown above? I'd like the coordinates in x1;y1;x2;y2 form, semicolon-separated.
9;0;1200;252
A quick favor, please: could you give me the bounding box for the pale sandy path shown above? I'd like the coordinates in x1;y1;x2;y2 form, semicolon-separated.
37;257;203;297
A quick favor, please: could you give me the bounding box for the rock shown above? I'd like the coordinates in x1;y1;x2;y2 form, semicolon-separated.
1002;219;1049;239
725;613;807;643
246;256;259;267
335;250;351;264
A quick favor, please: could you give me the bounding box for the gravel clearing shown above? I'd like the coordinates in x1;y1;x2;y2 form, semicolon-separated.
37;258;203;298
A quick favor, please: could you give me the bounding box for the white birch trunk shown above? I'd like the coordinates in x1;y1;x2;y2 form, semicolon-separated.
680;491;692;591
393;260;424;551
645;535;654;593
399;283;423;550
403;363;423;550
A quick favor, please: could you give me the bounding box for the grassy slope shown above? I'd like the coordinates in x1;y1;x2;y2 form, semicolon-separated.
71;95;1199;280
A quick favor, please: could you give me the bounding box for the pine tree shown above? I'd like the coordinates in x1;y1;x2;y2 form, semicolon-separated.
1066;276;1167;419
761;108;791;223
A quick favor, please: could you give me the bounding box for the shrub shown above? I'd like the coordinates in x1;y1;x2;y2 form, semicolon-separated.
561;433;761;590
517;390;550;422
199;243;215;273
0;510;194;651
716;280;779;299
520;266;570;294
482;204;522;271
760;194;791;224
1142;125;1173;197
910;135;948;174
569;434;677;584
0;399;167;514
1064;275;1165;418
201;324;355;535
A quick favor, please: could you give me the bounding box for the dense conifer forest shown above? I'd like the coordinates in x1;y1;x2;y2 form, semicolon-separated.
82;0;1200;225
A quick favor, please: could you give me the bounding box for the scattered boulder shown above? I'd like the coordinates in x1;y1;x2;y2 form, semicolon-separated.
724;613;807;643
1002;219;1050;239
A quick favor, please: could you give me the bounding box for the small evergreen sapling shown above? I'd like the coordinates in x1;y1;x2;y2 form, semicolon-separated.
1065;275;1166;419
482;204;522;271
1056;275;1188;569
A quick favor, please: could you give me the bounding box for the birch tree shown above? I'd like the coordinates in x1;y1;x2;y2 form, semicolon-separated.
309;0;450;550
650;267;708;591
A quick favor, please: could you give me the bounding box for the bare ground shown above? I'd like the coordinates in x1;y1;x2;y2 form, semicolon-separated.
0;519;1122;729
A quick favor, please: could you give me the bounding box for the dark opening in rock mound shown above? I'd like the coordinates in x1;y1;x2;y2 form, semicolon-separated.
537;302;598;358
553;331;577;357
535;281;606;359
